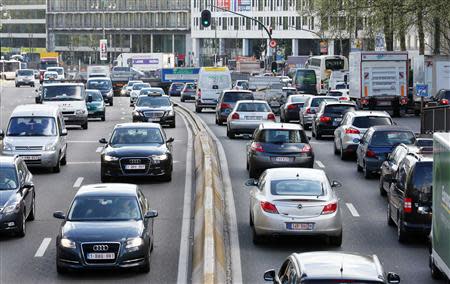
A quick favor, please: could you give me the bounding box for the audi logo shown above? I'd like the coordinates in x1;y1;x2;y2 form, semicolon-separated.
129;159;141;164
92;245;109;251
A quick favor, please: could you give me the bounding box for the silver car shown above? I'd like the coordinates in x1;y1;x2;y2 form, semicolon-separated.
299;96;338;129
129;83;151;106
15;69;35;87
247;168;343;245
226;100;275;139
333;111;393;160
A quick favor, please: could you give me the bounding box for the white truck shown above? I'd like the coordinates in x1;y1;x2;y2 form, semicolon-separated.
430;132;450;281
114;53;175;73
349;51;409;116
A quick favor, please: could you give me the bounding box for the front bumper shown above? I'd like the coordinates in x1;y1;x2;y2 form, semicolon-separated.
0;212;21;232
249;153;314;172
401;220;431;235
88;109;105;118
132;113;175;125
101;157;172;178
2;150;59;168
316;124;339;135
16;80;34;86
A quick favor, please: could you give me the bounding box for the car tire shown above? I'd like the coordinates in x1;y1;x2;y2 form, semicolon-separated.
101;114;106;121
379;176;387;196
195;106;202;113
363;163;372;179
249;163;258;179
16;84;20;88
227;128;235;139
249;211;254;226
140;253;151;273
329;232;342;247
82;121;88;130
53;156;61;173
387;202;395;226
161;173;172;182
109;100;114;106
315;130;322;140
397;215;408;243
27;194;36;221
340;144;348;161
61;150;67;166
16;209;26;238
31;84;35;88
430;256;444;280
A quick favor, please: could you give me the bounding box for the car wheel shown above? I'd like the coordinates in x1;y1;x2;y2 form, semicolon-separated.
379;176;387;196
31;84;35;88
387;202;395;226
61;150;67;166
252;225;263;245
160;172;172;182
397;215;408;242
56;263;68;274
227;128;235;139
53;156;61;173
249;163;258;179
315;130;322;140
311;126;316;137
195;106;202;113
363;163;372;179
329;232;342;247
27;194;36;221
169;121;176;128
82;121;88;130
109;100;114;106
16;209;26;237
101;114;106;121
16;84;20;88
430;255;444;280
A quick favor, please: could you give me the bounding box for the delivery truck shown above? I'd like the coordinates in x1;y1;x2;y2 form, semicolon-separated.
349;51;409;116
430;132;450;281
114;53;175;73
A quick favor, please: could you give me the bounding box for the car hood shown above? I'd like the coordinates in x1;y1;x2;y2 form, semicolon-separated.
42;100;87;112
4;136;57;148
105;144;166;157
0;191;17;207
134;106;172;112
61;220;144;242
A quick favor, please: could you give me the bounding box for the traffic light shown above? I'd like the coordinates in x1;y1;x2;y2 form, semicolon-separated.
271;61;277;73
201;10;211;28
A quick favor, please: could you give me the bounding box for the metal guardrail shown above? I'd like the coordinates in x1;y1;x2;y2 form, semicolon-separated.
421;105;450;134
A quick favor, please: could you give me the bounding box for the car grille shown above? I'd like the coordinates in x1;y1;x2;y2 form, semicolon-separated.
15;146;43;150
143;111;165;118
119;157;151;174
62;111;75;115
81;242;120;264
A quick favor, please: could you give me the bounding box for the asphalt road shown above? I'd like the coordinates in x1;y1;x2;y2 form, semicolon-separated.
175;97;444;284
0;80;193;284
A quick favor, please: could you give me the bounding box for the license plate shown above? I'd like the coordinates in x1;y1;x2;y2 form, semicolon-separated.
377;101;391;106
125;164;146;170
286;223;315;231
246;116;261;120
275;157;291;162
86;253;115;260
21;156;40;161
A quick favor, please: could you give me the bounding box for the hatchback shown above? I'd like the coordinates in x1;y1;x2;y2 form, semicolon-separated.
280;94;312;123
215;90;254;125
168;82;185;96
15;69;35;87
180;83;196;102
312;101;356;139
299;96;338;129
85;89;106;121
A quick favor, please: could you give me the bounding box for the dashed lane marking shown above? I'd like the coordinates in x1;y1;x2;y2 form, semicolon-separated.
34;238;51;257
346;203;360;217
73;177;84;188
315;160;325;168
68;141;98;143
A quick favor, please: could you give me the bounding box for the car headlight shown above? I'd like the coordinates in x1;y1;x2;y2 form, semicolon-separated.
167;110;175;116
60;238;76;249
2;142;13;151
107;91;113;97
133;111;143;117
126;237;143;249
152;154;168;161
103;154;119;161
44;142;57;151
3;202;20;214
75;109;86;115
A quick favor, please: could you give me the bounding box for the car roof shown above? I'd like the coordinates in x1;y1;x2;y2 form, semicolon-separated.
259;122;304;131
311;96;338;100
224;90;252;93
292;251;384;282
11;104;60;117
0;155;18;166
370;125;412;132
43;82;84;87
236;100;267;104
264;168;326;181
347;110;390;117
87;77;111;81
142;87;164;91
76;183;138;197
114;122;161;129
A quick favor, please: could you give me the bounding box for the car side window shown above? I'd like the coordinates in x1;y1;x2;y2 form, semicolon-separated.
397;164;408;190
17;162;28;184
278;260;292;284
137;189;147;213
394;148;406;163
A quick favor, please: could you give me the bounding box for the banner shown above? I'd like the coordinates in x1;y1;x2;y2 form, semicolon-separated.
99;39;107;61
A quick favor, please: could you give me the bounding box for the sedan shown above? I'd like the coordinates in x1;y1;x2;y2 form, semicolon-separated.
130;83;151;106
312;101;356;139
132;94;176;128
226;100;275;139
54;183;158;273
280;94;312;123
180;83;196;102
100;123;174;182
86;89;106;121
121;80;143;97
247;168;342;245
299;96;338;129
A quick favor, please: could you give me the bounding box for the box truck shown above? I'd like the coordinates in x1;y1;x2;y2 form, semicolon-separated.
114;53;175;73
349;52;409;116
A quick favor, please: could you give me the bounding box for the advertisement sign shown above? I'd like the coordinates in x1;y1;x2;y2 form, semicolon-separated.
320;41;328;54
216;0;251;12
99;39;107;61
161;68;200;83
216;0;230;9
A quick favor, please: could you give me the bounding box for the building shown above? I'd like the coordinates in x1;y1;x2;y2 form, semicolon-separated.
0;0;47;62
47;0;191;67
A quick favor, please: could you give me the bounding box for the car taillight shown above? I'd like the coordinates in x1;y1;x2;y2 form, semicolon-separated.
260;201;278;214
305;108;312;114
231;112;240;120
361;98;369;105
319;116;331;123
441;99;449;105
321;202;337;215
339;97;349;101
220;103;231;109
267;113;276;121
251;142;264;152
300;144;311;153
400;97;408;105
366;150;376;158
287;104;296;110
197;89;202;98
404;198;412;213
345;127;360;134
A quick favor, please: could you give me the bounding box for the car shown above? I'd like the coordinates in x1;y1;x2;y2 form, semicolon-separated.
432;89;450;105
312;101;357;140
15;69;35;87
233;80;249;90
43;71;59;81
414;137;433;147
226;100;275;139
85;89;106;121
263;251;401;283
120;80;143;96
334;110;393;160
280;87;297;104
129;83;151;106
132;93;176;128
356;126;416;179
1;104;68;172
246;123;314;178
46;67;65;81
53;183;158;273
280;94;313;123
0;156;35;237
168;82;185;96
246;168;342;245
86;77;114;106
99;123;174;182
180;82;196;102
33;69;39;79
387;150;433;242
215;90;254;125
299;96;339;129
327;89;350;100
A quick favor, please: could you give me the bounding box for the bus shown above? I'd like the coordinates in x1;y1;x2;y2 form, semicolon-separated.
0;60;22;80
305;55;348;94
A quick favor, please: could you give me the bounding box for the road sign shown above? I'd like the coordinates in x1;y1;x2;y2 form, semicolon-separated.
161;68;200;83
99;39;107;61
269;40;277;48
416;84;430;97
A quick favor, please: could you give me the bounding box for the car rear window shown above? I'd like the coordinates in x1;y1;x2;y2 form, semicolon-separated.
370;131;415;146
415;139;433;147
18;70;33;76
311;97;338;107
256;129;308;143
290;96;309;103
236;103;270;112
223;92;254;102
171;84;184;90
271;179;324;196
352;116;392;128
324;105;356;114
412;162;433;201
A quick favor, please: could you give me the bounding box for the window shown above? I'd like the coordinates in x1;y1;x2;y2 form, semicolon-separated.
0;167;18;190
7;117;57;137
256;129;308;143
352;116;392;128
271;179;324;196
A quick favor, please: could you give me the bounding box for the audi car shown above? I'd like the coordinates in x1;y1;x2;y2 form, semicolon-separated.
99;123;174;182
132;93;176;128
54;183;158;273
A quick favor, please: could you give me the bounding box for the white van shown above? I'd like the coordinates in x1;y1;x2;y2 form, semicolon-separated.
46;67;65;81
195;67;232;113
305;55;348;94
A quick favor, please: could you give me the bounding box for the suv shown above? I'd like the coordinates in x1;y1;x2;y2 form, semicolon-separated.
312;101;356;139
132;93;176;128
215;90;254;125
15;69;35;87
387;151;433;242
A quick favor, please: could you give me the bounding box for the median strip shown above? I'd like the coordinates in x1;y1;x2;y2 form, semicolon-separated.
34;238;51;257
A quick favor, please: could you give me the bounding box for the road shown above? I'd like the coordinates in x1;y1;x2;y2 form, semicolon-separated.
175;97;444;284
0;81;193;284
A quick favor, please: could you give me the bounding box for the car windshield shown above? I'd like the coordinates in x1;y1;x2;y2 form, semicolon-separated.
257;129;308;143
86;92;103;102
311;97;338;107
324;105;356;114
18;70;33;76
7;117;57;136
133;83;150;90
271;179;324;196
185;84;195;90
42;85;83;101
0;167;18;190
236;103;270;112
110;128;163;145
87;80;112;90
136;96;171;107
140;89;164;96
223;92;253;102
352;116;392;128
68;196;141;221
290;96;309;103
370;131;415;146
335;83;348;89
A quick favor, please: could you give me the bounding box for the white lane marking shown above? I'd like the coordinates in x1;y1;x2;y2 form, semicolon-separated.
315;160;325;168
120;117;125;120
121;112;126;115
176;112;194;284
34;238;52;257
96;147;103;153
73;177;84;188
346;203;360;217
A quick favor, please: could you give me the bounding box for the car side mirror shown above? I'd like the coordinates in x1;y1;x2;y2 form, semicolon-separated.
166;137;175;143
0;129;4;139
53;211;66;220
245;179;258;187
144;210;158;219
387;272;400;283
99;138;108;144
22;181;33;189
263;269;276;282
331;180;342;188
35;89;38;93
61;129;68;136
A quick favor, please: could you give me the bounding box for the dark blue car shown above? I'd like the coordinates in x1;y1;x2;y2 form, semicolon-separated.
356;126;415;179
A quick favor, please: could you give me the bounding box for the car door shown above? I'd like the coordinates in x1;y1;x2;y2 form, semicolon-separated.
138;189;152;239
334;113;349;147
391;162;408;223
17;161;32;214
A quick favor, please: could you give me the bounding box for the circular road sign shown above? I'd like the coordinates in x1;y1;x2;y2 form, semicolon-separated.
269;39;277;48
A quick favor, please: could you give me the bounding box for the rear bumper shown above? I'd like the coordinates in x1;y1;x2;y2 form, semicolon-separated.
2;150;59;168
316;125;338;135
228;120;263;134
402;220;431;234
196;99;217;108
285;110;300;121
365;158;384;173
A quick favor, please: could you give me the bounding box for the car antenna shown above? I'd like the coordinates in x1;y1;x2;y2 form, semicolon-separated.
296;173;300;179
340;257;344;275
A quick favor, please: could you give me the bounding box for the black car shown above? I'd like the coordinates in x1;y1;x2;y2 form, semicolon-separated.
132;93;176;128
280;94;311;123
264;251;401;284
312;101;357;139
168;83;185;96
54;183;158;273
215;90;254;125
86;78;114;106
387;151;433;242
246;123;314;178
0;156;35;237
433;89;450;105
100;123;174;182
